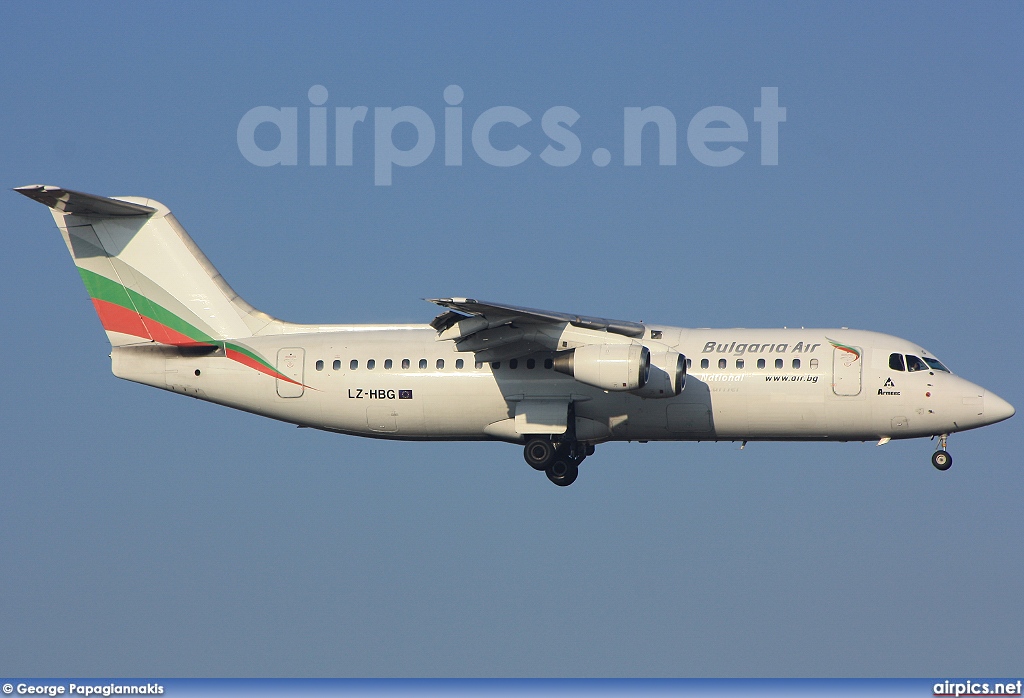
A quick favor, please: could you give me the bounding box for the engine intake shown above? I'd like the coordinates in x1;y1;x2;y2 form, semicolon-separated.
632;350;686;398
552;343;650;391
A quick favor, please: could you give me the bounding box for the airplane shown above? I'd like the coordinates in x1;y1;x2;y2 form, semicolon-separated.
16;184;1015;486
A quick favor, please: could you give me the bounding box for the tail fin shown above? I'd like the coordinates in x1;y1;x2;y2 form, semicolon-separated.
17;185;278;347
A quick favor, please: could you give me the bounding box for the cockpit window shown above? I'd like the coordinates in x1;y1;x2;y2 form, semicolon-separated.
923;357;950;373
906;355;928;372
888;353;905;371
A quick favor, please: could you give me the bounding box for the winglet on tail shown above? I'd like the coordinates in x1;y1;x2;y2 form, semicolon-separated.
17;184;279;347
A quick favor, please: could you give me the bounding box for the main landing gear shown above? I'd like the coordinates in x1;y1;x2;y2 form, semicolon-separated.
523;437;594;486
931;433;953;471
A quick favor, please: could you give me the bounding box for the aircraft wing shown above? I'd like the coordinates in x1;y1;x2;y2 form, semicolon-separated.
426;297;646;362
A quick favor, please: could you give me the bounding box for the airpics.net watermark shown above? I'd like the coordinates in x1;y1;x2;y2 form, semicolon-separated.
237;85;786;185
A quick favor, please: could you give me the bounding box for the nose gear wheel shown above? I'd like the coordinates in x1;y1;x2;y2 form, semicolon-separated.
931;434;952;471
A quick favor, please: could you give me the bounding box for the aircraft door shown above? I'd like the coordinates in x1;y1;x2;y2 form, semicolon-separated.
832;344;863;396
276;347;305;398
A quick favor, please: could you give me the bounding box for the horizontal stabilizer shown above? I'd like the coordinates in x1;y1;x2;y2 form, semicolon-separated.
15;185;156;217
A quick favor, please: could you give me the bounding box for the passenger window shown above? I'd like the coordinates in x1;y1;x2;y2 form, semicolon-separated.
757;358;765;369
906;355;928;372
736;359;744;369
384;359;393;370
701;358;709;369
544;358;553;369
333;359;341;371
775;358;783;369
315;360;324;371
402;359;410;369
792;358;801;369
718;358;727;369
436;359;444;369
456;359;464;369
889;353;906;371
526;358;535;369
686;358;691;369
419;359;427;369
509;359;518;369
810;358;818;369
367;359;375;370
475;361;483;369
350;359;358;370
491;362;501;370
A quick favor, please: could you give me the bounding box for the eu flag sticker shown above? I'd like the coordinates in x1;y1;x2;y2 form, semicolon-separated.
399;390;413;399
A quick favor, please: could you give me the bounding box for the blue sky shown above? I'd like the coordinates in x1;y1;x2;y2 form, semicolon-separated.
1;1;1022;677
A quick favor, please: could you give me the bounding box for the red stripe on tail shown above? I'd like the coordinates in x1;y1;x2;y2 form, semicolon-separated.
93;298;215;347
92;298;153;340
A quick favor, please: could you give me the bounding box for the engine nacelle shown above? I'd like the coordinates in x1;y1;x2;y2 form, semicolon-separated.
632;350;686;398
552;343;650;391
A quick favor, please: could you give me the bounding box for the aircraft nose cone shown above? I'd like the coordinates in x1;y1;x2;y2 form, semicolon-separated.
984;391;1015;424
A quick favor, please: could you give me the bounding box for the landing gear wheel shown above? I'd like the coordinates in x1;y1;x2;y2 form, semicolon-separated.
524;438;556;471
546;458;579;486
932;450;952;471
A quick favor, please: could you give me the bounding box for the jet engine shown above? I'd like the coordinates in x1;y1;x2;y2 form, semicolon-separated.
632;349;686;398
552;343;650;391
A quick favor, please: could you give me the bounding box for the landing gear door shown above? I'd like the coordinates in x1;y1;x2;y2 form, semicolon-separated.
832;344;863;396
276;347;305;398
515;399;569;435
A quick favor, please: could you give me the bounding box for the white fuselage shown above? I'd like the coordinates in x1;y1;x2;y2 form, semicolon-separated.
17;184;1012;485
110;324;1007;444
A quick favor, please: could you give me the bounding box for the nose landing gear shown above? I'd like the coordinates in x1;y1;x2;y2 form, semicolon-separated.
931;433;952;471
